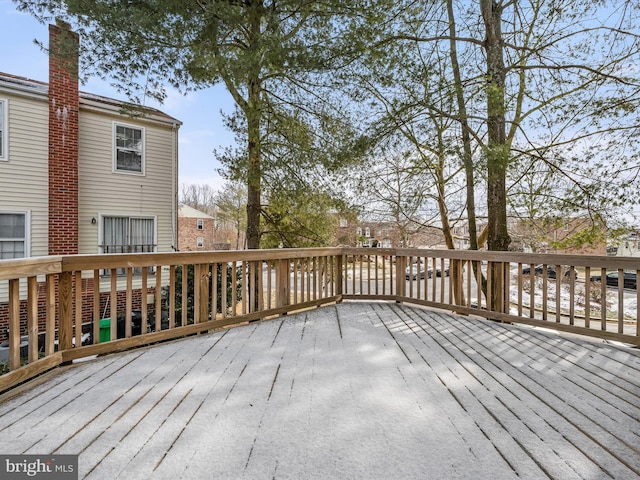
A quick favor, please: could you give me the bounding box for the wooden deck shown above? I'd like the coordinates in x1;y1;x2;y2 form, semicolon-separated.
0;302;639;479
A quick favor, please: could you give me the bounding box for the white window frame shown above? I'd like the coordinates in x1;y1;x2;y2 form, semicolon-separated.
98;214;157;274
0;210;30;259
197;219;204;230
197;236;204;248
365;227;370;238
113;122;145;175
0;98;7;161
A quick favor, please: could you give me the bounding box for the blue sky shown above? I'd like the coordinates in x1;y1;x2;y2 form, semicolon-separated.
0;0;236;192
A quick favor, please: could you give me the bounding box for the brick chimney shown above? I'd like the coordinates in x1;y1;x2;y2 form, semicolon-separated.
48;20;79;255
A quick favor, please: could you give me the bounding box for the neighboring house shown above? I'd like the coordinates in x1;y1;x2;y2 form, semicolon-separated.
0;21;180;340
607;231;640;257
178;204;215;251
335;219;444;249
509;217;607;255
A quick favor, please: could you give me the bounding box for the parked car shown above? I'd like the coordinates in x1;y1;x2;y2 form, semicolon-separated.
589;272;637;289
406;263;426;280
521;264;576;280
406;263;450;280
433;267;450;278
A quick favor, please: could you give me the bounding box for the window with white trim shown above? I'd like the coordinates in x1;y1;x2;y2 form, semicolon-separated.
197;219;204;230
197;236;204;248
100;215;156;274
0;212;28;259
0;99;7;161
114;122;144;174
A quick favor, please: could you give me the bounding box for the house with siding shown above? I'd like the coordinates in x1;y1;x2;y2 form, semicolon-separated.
0;21;180;340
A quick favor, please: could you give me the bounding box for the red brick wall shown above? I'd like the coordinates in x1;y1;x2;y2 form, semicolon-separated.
48;20;79;255
0;277;157;343
178;217;216;251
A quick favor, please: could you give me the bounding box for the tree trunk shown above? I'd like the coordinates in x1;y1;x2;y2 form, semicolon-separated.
245;4;263;251
481;0;510;312
448;0;485;302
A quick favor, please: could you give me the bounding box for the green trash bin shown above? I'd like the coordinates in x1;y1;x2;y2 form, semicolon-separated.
99;318;111;343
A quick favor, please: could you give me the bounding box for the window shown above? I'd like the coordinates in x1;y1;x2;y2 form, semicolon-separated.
114;123;144;174
197;219;204;230
0;99;7;161
356;227;362;236
100;216;156;274
0;212;27;259
197;237;204;248
339;218;347;227
365;227;370;237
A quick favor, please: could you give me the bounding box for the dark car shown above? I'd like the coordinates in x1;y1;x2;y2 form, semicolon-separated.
589;272;637;289
521;264;576;280
405;264;449;280
406;263;426;280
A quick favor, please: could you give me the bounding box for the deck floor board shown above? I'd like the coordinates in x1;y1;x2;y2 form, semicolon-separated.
1;302;639;479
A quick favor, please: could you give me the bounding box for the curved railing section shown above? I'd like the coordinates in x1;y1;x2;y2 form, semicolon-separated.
1;248;638;392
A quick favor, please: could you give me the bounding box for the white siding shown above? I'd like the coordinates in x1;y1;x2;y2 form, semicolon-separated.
0;91;49;258
78;108;177;255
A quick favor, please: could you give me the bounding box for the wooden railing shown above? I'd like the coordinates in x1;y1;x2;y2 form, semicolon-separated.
1;248;639;392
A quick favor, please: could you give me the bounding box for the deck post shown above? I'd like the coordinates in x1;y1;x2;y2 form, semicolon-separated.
198;264;210;323
58;271;73;352
276;258;290;309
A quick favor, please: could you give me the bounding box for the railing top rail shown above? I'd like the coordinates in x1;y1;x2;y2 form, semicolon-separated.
0;256;63;280
2;247;640;280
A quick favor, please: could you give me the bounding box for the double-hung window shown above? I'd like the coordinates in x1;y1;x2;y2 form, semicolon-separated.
0;212;27;259
114;122;144;174
101;216;156;274
197;219;204;230
0;98;7;161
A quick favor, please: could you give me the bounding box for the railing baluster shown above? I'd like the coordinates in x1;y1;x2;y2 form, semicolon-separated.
27;276;38;363
141;268;148;335
110;270;117;340
45;274;56;355
617;268;624;334
584;267;591;330
211;263;218;320
600;267;607;331
8;278;20;371
125;268;133;338
168;265;175;329
181;264;188;327
155;266;163;332
93;270;101;345
569;266;575;326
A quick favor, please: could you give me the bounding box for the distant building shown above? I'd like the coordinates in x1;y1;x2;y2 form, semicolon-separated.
335;219;444;249
178;204;215;251
607;231;640;257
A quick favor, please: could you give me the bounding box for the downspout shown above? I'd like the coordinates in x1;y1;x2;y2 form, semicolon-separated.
171;122;178;252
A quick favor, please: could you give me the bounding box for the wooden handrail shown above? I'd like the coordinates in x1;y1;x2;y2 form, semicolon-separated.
1;247;639;393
